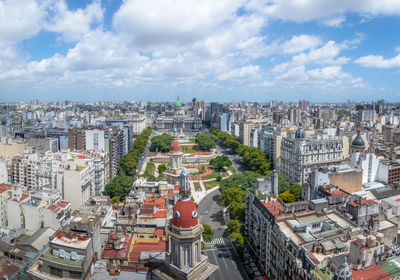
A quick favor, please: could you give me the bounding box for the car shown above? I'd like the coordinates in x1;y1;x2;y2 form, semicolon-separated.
204;210;209;215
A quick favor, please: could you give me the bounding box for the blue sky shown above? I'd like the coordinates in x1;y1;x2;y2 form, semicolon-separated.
1;0;400;103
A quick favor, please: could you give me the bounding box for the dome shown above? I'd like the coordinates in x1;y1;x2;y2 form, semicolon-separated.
175;97;182;107
352;131;365;147
333;256;352;280
170;141;181;152
295;124;306;139
180;167;190;177
172;198;198;228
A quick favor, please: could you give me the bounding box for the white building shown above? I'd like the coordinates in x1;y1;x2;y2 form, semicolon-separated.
0;158;7;183
280;125;344;184
349;153;380;184
131;115;147;135
85;129;105;151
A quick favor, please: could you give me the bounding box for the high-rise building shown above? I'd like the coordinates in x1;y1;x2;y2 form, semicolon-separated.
68;128;86;151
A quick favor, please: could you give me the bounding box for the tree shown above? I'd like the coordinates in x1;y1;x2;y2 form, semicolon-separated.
195;133;216;150
202;224;215;242
110;196;120;204
158;164;167;174
150;134;174;152
290;184;302;201
279;190;296;203
219;187;246;207
227;219;242;234
228;232;244;246
210;155;232;169
228;202;246;222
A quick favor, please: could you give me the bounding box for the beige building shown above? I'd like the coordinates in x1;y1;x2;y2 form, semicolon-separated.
0;139;32;165
349;234;385;270
0;184;11;226
239;120;266;146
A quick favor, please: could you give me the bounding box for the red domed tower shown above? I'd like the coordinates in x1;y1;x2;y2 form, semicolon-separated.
154;168;217;280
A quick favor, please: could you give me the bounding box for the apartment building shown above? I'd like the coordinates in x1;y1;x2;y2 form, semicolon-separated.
280;125;344;184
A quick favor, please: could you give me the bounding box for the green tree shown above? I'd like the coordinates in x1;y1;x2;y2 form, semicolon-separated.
227;219;242;234
220;187;246;207
210;155;232;169
110;196;120;204
279;190;296;203
290;184;302;201
150;133;174;152
158;164;167;174
228;232;244;246
202;224;215;242
195;133;216;150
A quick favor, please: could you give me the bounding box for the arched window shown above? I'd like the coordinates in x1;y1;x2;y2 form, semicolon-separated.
183;245;190;266
174;244;179;266
194;243;199;263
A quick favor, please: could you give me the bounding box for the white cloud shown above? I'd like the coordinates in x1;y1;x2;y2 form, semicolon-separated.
355;54;400;68
0;0;44;44
321;16;346;27
281;35;322;54
113;0;244;47
256;0;400;23
45;0;103;42
217;65;261;81
292;41;349;65
395;46;400;52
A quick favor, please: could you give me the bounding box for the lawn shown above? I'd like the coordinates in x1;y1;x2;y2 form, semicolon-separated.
205;169;228;180
144;161;155;177
193;182;202;191
181;145;198;153
229;165;237;174
204;180;219;190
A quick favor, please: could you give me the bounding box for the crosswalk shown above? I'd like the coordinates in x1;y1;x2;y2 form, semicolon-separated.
206;238;229;245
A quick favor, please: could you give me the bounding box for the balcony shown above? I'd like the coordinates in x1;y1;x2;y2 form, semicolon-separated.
42;248;83;268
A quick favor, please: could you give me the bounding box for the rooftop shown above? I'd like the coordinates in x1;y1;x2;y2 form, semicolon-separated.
51;231;91;249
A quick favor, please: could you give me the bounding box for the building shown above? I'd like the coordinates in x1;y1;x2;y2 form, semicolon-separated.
349;131;366;154
280;125;344;184
131;115;147;135
68;128;86;151
164;141;184;185
377;160;400;184
239;120;266;147
155;117;202;131
154;168;217;280
85;128;105;151
28;210;101;280
245;191;362;280
349;234;385;270
0;184;11;226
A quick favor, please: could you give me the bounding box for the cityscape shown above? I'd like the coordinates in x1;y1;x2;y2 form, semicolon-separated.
2;1;400;280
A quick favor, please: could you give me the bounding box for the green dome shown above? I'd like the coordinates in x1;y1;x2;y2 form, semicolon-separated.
175;97;182;107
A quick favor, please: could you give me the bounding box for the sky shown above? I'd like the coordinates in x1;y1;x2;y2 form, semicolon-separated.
1;0;400;103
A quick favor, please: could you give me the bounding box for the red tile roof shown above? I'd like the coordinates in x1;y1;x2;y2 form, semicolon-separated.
102;234;133;259
13;193;29;202
128;240;167;263
144;197;166;206
262;199;284;217
154;228;165;237
153;209;167;218
0;184;11;194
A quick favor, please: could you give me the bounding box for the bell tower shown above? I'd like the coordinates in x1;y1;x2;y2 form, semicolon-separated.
154;168;217;279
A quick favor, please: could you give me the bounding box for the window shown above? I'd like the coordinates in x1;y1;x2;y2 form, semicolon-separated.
70;252;77;261
50;266;63;277
59;249;65;259
183;245;190;266
174;244;179;266
69;271;82;279
194;243;199;263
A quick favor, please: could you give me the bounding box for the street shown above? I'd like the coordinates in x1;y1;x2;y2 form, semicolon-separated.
198;189;249;280
215;142;249;174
